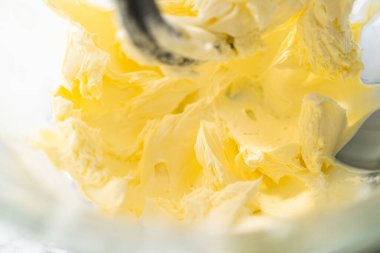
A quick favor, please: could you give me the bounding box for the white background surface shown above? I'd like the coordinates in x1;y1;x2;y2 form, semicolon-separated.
0;1;82;252
0;0;67;136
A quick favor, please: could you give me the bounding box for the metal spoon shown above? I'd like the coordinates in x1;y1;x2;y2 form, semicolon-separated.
114;0;234;66
336;109;380;173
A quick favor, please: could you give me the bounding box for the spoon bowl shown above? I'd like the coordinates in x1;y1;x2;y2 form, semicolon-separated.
336;109;380;172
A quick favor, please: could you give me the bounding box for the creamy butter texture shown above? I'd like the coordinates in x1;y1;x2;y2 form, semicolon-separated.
41;0;380;231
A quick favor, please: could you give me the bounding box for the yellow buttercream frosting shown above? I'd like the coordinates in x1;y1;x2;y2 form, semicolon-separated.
40;0;380;231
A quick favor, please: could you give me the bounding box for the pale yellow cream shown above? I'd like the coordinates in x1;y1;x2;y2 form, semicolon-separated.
40;0;380;231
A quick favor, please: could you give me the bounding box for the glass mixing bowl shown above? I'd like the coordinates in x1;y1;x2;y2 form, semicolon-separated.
1;0;380;252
